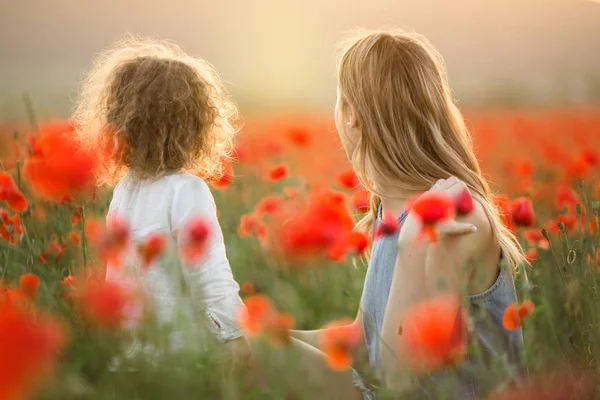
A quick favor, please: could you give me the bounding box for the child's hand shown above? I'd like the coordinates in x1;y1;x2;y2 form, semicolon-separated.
224;336;253;370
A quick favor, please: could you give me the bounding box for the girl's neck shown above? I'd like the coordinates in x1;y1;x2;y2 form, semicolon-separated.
378;187;422;217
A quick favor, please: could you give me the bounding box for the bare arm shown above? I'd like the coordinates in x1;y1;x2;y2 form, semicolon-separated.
379;180;490;393
291;301;367;369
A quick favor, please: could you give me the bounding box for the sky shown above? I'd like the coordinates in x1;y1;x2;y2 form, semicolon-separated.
1;0;600;119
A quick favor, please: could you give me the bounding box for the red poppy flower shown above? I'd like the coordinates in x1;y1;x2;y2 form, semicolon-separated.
0;171;27;211
242;281;255;295
336;168;360;190
266;313;295;346
138;232;167;268
283;187;299;200
25;121;98;201
351;189;370;212
61;275;76;287
71;206;84;226
239;213;267;238
400;294;467;372
38;237;65;265
61;276;76;298
525;248;539;263
454;188;474;216
515;160;534;178
510;197;535;228
494;195;515;231
555;185;579;211
0;295;66;400
179;216;211;264
256;195;283;216
19;274;40;299
582;148;598;166
411;192;456;242
68;231;81;246
502;300;535;331
88;216;131;267
239;294;274;336
287;127;312;148
523;229;549;250
274;188;354;262
0;210;25;245
239;294;294;344
329;231;369;261
75;277;133;330
375;212;400;239
211;161;233;190
320;319;362;371
268;164;288;181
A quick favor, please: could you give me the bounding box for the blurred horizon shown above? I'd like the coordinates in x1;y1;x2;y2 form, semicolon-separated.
2;0;600;120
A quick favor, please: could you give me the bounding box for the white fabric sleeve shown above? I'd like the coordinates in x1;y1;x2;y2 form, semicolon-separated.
170;177;245;342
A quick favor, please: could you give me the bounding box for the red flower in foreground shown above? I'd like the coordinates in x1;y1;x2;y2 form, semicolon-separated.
336;168;360;190
239;295;273;336
179;216;211;264
25;121;98;201
400;294;467;372
75;278;133;330
320;319;362;371
19;274;40;299
138;232;167;268
375;212;400;239
267;313;295;346
268;164;288;181
87;216;131;267
510;197;535;228
411;192;456;242
503;300;535;331
454;188;474;216
238;294;294;345
329;231;369;261
351;189;370;212
0;171;27;211
0;293;66;400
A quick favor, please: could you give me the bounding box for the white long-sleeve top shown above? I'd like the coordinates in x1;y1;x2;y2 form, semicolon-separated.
105;171;244;344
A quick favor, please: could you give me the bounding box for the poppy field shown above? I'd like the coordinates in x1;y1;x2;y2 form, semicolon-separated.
2;107;600;399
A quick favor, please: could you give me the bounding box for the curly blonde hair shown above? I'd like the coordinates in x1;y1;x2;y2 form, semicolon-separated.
73;34;238;184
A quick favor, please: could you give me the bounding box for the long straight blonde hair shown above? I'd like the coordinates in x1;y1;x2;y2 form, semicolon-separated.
337;29;525;270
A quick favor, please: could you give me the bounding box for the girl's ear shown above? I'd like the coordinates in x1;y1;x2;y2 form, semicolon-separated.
347;104;358;128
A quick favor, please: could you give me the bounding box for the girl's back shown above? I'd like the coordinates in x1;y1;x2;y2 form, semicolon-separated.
107;172;243;344
73;35;245;349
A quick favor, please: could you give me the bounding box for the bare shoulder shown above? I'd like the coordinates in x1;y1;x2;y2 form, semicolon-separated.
449;198;494;258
